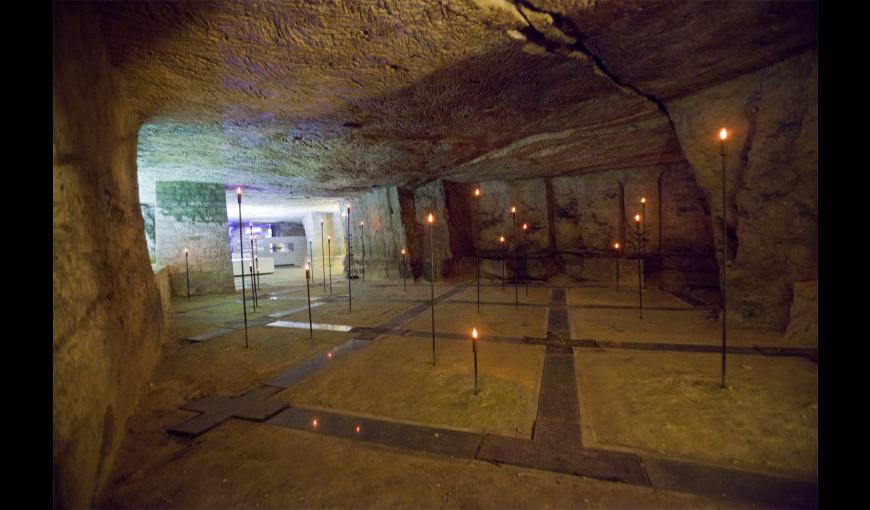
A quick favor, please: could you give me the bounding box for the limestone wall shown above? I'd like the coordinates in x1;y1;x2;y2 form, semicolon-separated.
153;265;173;315
155;181;234;296
348;188;411;280
53;4;164;507
668;49;818;330
347;168;716;289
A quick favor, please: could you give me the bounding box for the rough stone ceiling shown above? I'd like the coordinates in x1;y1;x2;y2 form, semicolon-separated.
97;0;816;201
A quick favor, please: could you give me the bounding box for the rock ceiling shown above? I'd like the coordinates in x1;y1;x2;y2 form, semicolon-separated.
91;0;816;202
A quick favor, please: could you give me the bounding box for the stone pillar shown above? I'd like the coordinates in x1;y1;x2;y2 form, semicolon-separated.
155;181;234;296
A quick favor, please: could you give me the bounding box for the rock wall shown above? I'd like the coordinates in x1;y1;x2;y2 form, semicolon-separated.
301;212;346;280
348;187;412;280
53;4;164;508
349;167;716;289
668;49;818;330
153;265;173;315
155;181;234;296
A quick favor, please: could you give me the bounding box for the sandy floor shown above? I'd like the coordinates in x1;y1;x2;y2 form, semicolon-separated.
446;284;552;305
280;336;546;437
576;348;818;479
103;420;727;509
568;307;786;346
100;270;816;508
566;285;692;307
107;295;355;486
401;301;549;338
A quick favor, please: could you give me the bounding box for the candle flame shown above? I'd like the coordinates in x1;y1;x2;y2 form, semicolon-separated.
511;206;516;213
719;127;728;140
320;219;323;224
360;221;364;226
401;248;405;255
474;188;480;196
184;248;188;253
355;425;361;433
635;214;640;222
499;235;505;243
641;197;646;203
614;243;619;249
522;223;527;230
428;213;434;223
312;419;318;428
305;263;310;271
472;327;478;339
327;235;331;240
236;187;241;195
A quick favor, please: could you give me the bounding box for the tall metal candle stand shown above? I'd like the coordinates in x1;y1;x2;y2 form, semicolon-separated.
719;127;729;389
328;236;333;295
635;214;643;319
472;327;479;396
309;240;315;285
305;263;313;339
250;238;258;300
250;263;257;310
614;243;620;293
522;223;528;296
236;188;248;349
641;197;647;289
321;220;326;292
511;207;518;307
184;248;190;299
499;236;506;291
346;205;352;311
428;213;436;366
474;188;480;312
360;221;365;282
401;248;407;291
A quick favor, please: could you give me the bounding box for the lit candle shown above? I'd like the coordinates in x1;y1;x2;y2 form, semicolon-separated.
184;248;188;254
511;206;516;214
474;188;480;197
428;213;434;224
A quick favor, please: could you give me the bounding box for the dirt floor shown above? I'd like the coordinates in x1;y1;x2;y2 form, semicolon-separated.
100;268;817;508
576;348;818;479
401;301;548;338
103;420;729;509
446;284;553;306
568;307;786;346
279;336;546;437
106;283;355;487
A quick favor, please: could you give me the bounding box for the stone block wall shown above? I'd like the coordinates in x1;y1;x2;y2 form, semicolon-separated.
155;181;234;296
